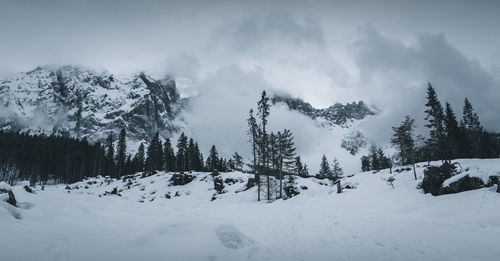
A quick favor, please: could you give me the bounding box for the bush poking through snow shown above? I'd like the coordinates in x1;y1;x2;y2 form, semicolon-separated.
387;177;395;189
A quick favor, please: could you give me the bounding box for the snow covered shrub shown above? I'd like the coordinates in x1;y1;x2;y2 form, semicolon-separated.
284;186;300;199
213;176;224;194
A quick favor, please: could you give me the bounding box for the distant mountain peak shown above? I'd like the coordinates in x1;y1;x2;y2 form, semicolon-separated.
0;65;184;146
271;95;376;127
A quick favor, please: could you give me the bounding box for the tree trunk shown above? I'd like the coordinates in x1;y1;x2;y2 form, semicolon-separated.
279;168;283;199
412;163;417;180
336;181;342;194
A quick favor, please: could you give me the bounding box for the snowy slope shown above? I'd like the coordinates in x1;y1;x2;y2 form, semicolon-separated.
1;159;499;261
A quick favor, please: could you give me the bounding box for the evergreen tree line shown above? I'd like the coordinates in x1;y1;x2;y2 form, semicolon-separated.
0;131;108;185
0;127;247;185
360;145;392;172
247;91;309;200
362;83;500;176
123;131;245;175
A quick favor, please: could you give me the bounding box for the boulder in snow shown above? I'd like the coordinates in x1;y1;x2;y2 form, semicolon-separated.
422;162;457;196
169;174;195;186
440;172;499;195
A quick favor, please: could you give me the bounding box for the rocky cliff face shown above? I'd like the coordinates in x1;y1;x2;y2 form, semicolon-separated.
271;95;376;127
0;65;184;144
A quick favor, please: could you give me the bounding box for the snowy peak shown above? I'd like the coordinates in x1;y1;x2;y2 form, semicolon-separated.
271;95;376;127
0;65;184;144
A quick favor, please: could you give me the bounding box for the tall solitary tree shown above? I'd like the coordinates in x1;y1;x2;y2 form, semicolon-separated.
257;91;271;201
247;109;260;200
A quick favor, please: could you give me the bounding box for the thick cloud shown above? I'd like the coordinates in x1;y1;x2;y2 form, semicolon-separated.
1;0;500;173
353;27;500;144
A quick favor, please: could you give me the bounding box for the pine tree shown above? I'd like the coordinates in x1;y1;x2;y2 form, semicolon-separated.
116;128;127;177
163;139;176;172
176;133;188;172
369;145;380;170
232;152;244;171
257;91;271;201
302;164;309;177
193;142;204;171
462;98;483;157
277;129;296;198
424;83;446;160
135;143;145;172
293;156;304;176
247;109;259;172
186;138;195;171
391;115;417;179
206;145;219;172
317;155;332;179
331;158;343;182
444;102;459;160
361;156;371;172
105;133;114;177
145;132;162;173
269;132;279;172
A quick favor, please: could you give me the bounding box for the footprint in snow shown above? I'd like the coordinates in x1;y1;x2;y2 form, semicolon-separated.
216;225;250;249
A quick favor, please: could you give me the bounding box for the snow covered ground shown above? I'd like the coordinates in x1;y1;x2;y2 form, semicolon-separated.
1;159;499;261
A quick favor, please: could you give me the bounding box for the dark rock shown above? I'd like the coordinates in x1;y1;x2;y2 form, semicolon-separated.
23;185;34;193
422;162;457;196
488;176;499;187
224;178;239;185
174;191;180;197
300;185;308;190
244;178;255;191
214;176;224;194
0;189;17;206
284;186;300;199
394;167;412;173
169;174;195;186
165;193;171;199
65;185;71;190
440;175;486;195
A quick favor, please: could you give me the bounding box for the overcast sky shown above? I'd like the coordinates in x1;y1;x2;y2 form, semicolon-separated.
1;0;500;171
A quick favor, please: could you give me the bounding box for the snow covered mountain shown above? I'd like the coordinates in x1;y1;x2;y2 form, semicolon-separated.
0;65;185;145
271;95;376;128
